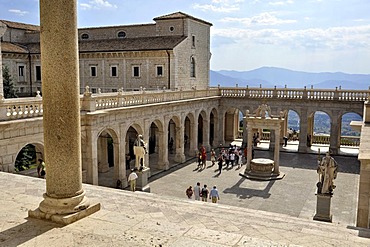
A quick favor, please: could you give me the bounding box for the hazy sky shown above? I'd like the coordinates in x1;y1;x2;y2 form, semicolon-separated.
1;0;370;74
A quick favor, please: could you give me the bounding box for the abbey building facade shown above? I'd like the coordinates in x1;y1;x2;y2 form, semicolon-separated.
0;12;212;96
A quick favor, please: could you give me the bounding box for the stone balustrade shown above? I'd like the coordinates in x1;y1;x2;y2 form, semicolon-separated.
0;86;368;120
220;87;369;101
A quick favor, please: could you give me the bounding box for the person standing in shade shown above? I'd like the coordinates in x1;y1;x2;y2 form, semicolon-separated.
37;158;46;178
209;185;220;203
194;182;201;200
127;168;138;192
201;184;209;202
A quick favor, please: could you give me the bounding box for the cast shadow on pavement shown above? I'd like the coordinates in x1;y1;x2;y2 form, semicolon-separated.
223;177;275;199
0;217;61;247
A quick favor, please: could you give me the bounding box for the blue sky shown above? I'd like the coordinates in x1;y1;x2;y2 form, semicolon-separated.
1;0;370;74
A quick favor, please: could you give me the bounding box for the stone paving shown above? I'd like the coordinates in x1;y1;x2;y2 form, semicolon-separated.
2;144;370;246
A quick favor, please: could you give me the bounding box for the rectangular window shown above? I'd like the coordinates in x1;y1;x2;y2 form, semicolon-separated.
132;66;140;77
192;35;196;47
35;66;41;81
110;65;117;77
156;66;163;77
91;88;97;93
19;65;24;77
90;66;97;77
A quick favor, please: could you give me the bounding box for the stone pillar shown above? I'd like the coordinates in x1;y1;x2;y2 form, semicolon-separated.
0;23;6;99
298;108;308;153
162;118;170;169
191;114;199;154
307;114;314;147
274;127;280;174
203;118;211;151
143;120;150;168
85;127;98;185
242;116;247;148
356;159;370;228
29;0;100;225
174;124;186;163
246;124;253;171
329;114;340;155
118;131;128;188
98;137;109;172
218;110;225;147
157;130;169;170
269;130;275;152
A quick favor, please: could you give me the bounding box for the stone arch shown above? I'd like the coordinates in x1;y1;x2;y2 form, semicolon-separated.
308;110;332;149
198;110;207;148
14;142;44;174
96;127;119;188
167;115;181;155
339;111;362;150
125;124;144;166
223;106;244;145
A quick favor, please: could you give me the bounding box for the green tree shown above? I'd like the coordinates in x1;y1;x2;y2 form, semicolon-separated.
2;66;17;98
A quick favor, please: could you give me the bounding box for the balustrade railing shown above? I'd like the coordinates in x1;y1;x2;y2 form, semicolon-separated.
0;86;368;121
220;86;369;101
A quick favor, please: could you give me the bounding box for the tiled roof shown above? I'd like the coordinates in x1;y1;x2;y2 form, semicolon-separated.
78;35;186;52
0;20;40;31
1;35;186;54
1;42;29;53
154;12;213;26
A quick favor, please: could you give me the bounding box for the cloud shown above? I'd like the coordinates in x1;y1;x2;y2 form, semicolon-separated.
212;24;370;50
221;12;296;26
80;0;117;10
8;9;29;16
193;0;244;13
268;0;294;6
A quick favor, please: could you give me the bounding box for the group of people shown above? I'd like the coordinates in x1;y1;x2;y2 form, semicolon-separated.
216;145;245;174
186;182;220;203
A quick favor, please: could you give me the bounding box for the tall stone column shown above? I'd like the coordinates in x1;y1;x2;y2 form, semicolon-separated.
98;137;109;172
329;114;340;155
274;126;280;174
29;0;100;225
0;22;5;99
298;108;308;153
242;116;247;148
246;124;253;171
174;125;186;163
218;109;225;147
85;126;99;185
203;118;211;151
191;114;199;154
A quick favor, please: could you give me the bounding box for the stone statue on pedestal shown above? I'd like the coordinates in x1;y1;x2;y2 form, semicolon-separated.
134;134;147;170
316;152;338;195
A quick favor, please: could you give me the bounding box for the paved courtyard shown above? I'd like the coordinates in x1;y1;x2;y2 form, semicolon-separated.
148;148;360;227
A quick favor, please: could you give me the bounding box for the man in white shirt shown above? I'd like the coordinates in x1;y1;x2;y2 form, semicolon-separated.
128;169;138;192
194;182;201;200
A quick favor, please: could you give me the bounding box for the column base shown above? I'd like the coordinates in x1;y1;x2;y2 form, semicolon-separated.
174;153;186;163
28;191;100;225
28;203;100;225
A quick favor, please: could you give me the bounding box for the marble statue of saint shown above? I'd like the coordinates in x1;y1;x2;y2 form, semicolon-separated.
134;134;147;169
317;152;338;195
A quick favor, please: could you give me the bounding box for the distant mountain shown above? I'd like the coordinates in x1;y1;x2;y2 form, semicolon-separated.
210;67;370;90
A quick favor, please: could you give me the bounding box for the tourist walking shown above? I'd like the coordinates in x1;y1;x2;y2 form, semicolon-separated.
217;154;224;174
201;184;209;202
186;186;193;199
209;185;220;203
194;182;201;200
237;151;243;168
210;149;216;166
128;168;138;192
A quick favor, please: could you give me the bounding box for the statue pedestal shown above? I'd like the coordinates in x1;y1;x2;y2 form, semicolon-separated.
137;167;150;192
313;194;332;222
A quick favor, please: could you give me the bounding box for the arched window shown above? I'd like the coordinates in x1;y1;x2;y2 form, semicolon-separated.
190;57;196;78
169;26;174;32
81;33;89;39
117;31;126;38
